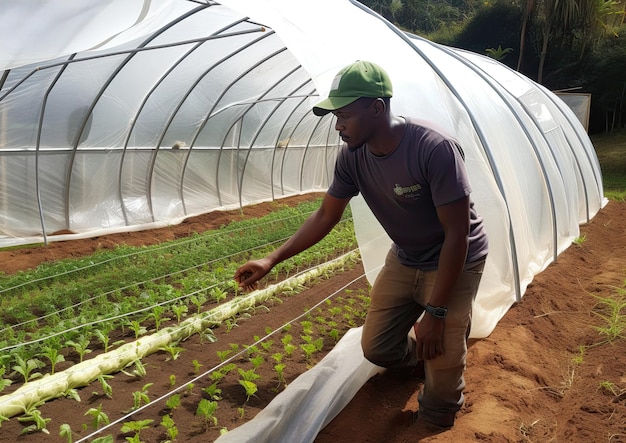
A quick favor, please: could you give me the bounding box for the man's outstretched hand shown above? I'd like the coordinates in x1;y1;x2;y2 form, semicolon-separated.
234;257;273;291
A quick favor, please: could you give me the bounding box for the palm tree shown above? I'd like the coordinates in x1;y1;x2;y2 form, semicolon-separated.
532;0;625;83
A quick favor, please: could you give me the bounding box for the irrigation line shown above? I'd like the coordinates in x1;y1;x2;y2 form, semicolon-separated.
0;236;290;337
0;217;354;344
74;259;373;443
0;252;361;421
0;207;326;295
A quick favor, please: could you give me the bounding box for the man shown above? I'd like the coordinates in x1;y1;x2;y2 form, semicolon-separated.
234;60;488;428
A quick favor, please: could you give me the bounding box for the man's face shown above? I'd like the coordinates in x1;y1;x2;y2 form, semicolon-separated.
332;98;377;149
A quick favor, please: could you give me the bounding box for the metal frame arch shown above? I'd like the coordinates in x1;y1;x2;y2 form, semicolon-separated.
34;55;76;244
269;85;317;200
182;45;288;206
63;3;212;227
118;18;252;224
349;0;524;301
143;26;263;221
235;72;312;207
166;31;278;210
418;42;562;264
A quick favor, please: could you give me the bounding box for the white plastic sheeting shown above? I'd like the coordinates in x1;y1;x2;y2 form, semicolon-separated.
0;1;608;441
0;1;605;341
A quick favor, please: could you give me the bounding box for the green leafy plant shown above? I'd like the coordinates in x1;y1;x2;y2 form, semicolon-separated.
159;342;185;361
196;399;219;431
130;383;153;411
11;354;45;384
0;366;13;392
18;409;51;435
485;45;513;61
121;419;154;442
202;382;222;401
160;413;178;441
42;345;65;375
150;306;171;332
66;334;92;362
238;368;260;401
172;303;188;323
59;423;73;443
84;403;110;430
126;319;148;339
165;394;181;410
95;374;114;398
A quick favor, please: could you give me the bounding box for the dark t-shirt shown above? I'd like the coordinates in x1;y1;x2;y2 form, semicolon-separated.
327;117;488;269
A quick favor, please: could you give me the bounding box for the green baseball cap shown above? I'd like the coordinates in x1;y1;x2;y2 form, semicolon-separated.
312;60;393;116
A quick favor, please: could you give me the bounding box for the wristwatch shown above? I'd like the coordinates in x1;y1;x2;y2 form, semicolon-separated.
424;303;448;319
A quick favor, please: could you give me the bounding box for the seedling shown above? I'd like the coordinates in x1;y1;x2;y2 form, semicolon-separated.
599;380;618;396
274;363;286;387
95;374;114;398
238;368;260;401
126;319;148;339
192;358;203;374
196;399;219;431
216;349;232;362
300;320;314;335
121;419;154;442
84;403;109;430
190;294;208;313
159;342;185;361
210;287;228;303
65;388;81;402
160;414;178;441
172;303;188;323
250;354;264;370
59;423;73;443
11;355;45;384
122;359;147;378
150;305;171;332
239;380;258;402
18;409;51;435
66;334;92;362
130;383;153;411
0;366;13;392
165;394;181;410
42;346;65;375
202;382;222;401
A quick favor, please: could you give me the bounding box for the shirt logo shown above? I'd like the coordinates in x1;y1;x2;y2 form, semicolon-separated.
393;183;422;199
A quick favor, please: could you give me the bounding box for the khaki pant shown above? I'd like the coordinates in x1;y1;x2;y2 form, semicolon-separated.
361;249;485;427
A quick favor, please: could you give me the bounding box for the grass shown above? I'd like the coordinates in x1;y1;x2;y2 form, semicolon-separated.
591;129;626;201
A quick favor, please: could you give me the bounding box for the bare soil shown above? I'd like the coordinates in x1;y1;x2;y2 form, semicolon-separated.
1;195;625;443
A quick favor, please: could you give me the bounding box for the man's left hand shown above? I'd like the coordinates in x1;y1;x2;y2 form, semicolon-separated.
415;314;445;360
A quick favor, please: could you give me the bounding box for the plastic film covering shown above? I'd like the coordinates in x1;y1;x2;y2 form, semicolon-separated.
0;1;339;244
0;0;606;332
0;1;607;439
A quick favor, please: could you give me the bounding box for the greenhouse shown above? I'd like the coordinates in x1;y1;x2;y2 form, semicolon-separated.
0;0;607;441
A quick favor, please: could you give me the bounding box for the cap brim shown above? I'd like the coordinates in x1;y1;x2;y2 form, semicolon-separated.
312;96;360;116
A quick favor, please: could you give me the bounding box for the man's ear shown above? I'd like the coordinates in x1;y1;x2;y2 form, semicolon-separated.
372;98;386;117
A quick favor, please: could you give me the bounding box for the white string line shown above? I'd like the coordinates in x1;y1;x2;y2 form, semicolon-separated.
0;220;354;350
74;265;372;443
0;254;362;416
0;216;352;336
0;209;319;295
0;236;288;336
